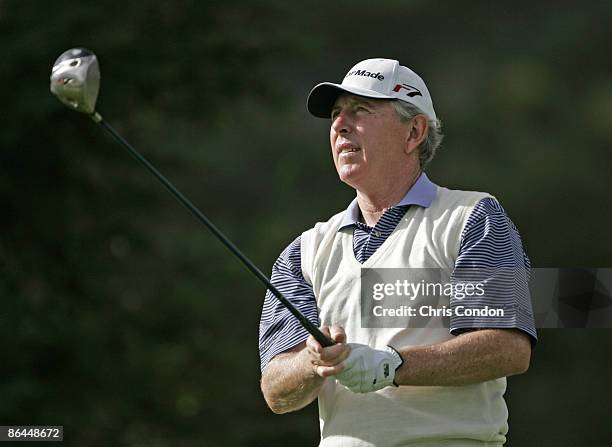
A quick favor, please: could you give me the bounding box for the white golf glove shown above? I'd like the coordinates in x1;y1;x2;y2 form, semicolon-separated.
336;343;404;393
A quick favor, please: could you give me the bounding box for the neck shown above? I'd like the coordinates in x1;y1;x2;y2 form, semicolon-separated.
357;169;422;227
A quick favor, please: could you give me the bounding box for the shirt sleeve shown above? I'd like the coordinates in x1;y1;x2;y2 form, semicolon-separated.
450;197;537;345
259;236;319;371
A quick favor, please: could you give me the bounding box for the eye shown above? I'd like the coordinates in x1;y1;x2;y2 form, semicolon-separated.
355;105;370;113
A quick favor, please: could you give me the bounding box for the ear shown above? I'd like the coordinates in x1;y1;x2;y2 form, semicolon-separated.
404;115;428;155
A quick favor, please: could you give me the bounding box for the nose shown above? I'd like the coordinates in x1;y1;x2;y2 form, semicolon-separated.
331;110;352;134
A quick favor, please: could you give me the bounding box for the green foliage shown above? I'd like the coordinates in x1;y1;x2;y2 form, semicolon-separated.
1;0;611;445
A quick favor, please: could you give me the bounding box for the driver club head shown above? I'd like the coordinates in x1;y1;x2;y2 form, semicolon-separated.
50;47;100;115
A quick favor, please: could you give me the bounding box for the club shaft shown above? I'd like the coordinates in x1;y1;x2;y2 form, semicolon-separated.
91;113;334;347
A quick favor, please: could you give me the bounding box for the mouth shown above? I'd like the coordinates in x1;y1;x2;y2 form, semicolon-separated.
337;143;361;155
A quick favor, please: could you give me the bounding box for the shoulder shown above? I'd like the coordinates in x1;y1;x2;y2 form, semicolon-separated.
432;186;494;209
456;196;530;267
301;209;347;245
274;209;346;264
424;186;495;237
307;210;347;234
461;196;521;234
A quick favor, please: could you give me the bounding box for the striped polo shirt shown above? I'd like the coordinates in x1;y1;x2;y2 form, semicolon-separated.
259;173;537;370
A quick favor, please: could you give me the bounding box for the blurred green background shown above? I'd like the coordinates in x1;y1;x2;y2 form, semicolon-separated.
1;0;611;445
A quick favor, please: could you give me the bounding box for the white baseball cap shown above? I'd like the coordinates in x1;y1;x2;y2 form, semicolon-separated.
307;58;436;121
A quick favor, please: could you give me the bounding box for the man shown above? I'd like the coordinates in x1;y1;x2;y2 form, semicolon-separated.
259;58;536;447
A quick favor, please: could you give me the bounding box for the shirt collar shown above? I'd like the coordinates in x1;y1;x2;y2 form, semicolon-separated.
339;172;438;228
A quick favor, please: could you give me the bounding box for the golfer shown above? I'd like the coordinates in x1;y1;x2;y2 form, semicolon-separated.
259;58;536;447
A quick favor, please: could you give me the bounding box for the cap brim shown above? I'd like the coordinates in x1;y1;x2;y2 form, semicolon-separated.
307;82;395;118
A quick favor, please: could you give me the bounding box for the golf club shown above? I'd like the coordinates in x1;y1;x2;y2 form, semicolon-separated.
50;47;334;348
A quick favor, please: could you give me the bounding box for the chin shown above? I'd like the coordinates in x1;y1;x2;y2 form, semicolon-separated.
338;169;363;188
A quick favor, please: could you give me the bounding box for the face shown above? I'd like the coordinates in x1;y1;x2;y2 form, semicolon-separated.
329;94;417;190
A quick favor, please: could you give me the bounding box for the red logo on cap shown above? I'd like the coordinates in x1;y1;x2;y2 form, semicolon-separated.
392;84;422;98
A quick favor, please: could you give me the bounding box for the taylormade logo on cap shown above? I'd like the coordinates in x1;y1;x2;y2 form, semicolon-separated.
345;69;385;81
307;58;437;121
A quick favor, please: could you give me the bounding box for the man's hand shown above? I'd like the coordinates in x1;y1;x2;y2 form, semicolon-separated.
336;344;404;393
306;326;351;377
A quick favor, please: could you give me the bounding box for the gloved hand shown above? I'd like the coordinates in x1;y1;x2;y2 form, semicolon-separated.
336;344;404;393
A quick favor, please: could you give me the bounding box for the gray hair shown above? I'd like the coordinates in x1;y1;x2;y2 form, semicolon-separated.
390;101;443;168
